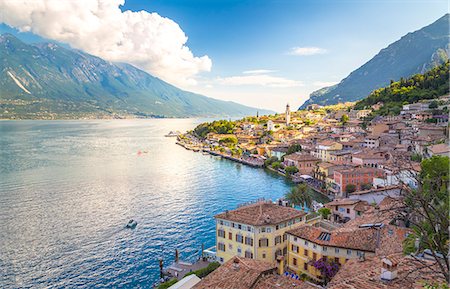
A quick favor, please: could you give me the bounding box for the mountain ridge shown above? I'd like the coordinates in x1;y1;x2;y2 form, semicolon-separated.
299;14;450;109
0;33;273;119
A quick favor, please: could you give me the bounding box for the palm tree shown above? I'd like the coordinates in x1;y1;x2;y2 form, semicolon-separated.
285;183;312;208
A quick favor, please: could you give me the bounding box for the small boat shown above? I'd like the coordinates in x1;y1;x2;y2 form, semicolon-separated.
165;131;181;137
126;219;137;229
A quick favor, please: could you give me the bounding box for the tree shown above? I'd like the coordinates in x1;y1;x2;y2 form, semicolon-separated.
403;156;449;280
285;184;312;208
318;207;331;219
360;183;372;190
285;166;299;175
345;184;356;195
287;143;302;154
429;100;439;109
271;161;281;170
311;257;340;285
340;114;349;125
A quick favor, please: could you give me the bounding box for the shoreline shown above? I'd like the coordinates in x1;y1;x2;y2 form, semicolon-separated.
176;138;330;200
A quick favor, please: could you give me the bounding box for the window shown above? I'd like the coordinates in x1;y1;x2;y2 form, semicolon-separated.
357;251;363;257
262;253;266;258
291;245;299;253
261;227;266;233
303;263;308;271
334;257;340;265
237;248;242;254
238;224;242;230
335;248;340;253
293;237;298;242
283;234;287;242
218;243;226;252
347;249;352;255
346;208;350;214
236;234;243;243
245;237;254;246
283;247;287;255
313;244;317;249
276;225;279;230
304;240;309;246
304;249;308;257
218;229;225;238
245;251;253;258
219;220;224;225
228;244;233;250
323;246;328;252
266;227;272;233
313;252;317;261
293;258;297;266
274;235;282;245
259;238;269;247
228;232;232;240
247;226;252;232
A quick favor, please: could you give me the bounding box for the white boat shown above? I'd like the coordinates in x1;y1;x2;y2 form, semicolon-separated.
126;219;137;229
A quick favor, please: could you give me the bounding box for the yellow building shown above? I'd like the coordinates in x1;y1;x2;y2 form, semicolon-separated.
286;224;378;282
214;201;306;264
312;141;343;162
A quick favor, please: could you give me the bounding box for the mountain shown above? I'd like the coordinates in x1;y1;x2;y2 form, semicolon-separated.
354;61;449;115
0;34;272;119
299;14;450;109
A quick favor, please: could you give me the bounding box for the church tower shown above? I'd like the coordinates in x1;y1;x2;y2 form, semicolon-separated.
285;103;291;126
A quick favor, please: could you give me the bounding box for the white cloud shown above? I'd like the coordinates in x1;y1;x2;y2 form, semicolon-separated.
312;81;339;87
242;69;277;75
0;0;211;86
288;46;328;56
217;74;303;88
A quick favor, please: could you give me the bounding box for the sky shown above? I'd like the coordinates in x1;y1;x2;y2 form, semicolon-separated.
0;0;448;112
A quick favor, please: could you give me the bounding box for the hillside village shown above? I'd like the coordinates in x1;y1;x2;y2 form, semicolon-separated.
169;93;449;289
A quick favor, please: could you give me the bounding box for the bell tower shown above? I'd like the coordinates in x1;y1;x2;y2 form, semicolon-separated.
285;103;291;126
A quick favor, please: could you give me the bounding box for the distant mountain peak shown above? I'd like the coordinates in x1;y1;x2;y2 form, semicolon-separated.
299;14;450;109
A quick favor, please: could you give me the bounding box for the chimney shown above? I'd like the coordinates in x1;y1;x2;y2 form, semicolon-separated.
233;257;240;271
276;255;285;275
381;257;398;281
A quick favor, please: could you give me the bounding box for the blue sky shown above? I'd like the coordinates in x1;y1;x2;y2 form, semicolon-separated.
1;0;448;111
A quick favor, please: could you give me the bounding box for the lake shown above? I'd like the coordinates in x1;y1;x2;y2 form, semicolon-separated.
0;119;300;288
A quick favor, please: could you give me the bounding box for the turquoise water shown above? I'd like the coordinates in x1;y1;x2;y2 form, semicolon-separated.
0;119;297;288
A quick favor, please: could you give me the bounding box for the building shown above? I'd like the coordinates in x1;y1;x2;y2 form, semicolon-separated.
356;109;372;119
363;135;380;148
214;201;306;264
312;141;343;162
325;199;369;223
425;143;450;158
333;167;384;196
267;120;275;131
267;146;289;159
283;152;320;175
351;152;385;168
348;185;404;205
285;104;291;126
327;253;445;289
193;256;319;289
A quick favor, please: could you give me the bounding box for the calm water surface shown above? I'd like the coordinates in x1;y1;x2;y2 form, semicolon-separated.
0;119;299;288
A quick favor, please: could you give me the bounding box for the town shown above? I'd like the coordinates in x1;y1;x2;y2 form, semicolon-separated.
161;93;449;289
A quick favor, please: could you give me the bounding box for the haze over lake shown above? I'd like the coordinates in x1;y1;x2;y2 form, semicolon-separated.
0;119;303;288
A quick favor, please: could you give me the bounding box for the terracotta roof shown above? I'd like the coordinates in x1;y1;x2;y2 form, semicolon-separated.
334;167;384;175
284;152;320;162
354;201;370;212
327;253;445;289
352;152;385;159
325;198;363;207
253;274;320;289
350;185;401;196
193;256;275;289
428;143;450;154
215;202;306;226
286;225;378;252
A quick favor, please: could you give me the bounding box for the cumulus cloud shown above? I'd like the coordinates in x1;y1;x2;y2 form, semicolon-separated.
217;74;302;88
242;69;277;74
288;46;327;56
0;0;211;86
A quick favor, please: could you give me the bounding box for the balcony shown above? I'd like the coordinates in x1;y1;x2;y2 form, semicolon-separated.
203;246;217;262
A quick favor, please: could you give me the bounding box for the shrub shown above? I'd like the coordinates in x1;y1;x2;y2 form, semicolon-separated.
185;262;220;278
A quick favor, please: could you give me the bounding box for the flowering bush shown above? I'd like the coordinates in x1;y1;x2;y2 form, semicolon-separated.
311;257;339;284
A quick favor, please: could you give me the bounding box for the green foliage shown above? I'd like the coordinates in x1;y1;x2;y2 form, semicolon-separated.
193;120;236;139
185;262;220;278
360;183;372;190
429;100;439;109
271;161;281;170
318;207;331;219
264;156;279;167
157;279;178;289
355;61;449;115
345;184;356;194
340;114;349;125
285;184;313;207
285;166;299;175
411;153;423;162
219;136;238;147
287;144;302;154
404;156;449;279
